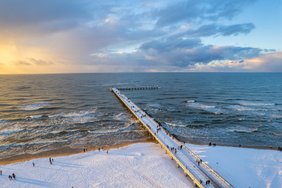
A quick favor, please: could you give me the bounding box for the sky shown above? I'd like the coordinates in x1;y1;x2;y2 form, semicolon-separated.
0;0;281;74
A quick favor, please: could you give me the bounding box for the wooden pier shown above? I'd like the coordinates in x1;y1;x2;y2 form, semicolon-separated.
111;88;233;188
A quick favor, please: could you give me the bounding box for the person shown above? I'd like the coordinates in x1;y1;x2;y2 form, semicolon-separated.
8;175;12;180
49;157;52;165
12;173;16;180
0;170;2;175
33;162;35;167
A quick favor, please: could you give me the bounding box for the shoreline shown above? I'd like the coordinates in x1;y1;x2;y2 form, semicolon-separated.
1;137;280;166
0;138;155;165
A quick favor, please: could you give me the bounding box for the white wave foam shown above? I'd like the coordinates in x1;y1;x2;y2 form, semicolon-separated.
186;100;195;103
165;121;187;127
20;102;49;111
25;115;49;120
226;105;253;112
186;102;223;114
236;101;275;106
228;126;258;133
113;113;128;121
50;108;97;123
102;82;129;86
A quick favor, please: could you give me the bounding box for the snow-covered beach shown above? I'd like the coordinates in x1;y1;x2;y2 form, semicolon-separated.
0;142;281;188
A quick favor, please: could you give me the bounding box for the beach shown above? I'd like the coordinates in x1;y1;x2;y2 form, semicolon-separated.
0;142;281;188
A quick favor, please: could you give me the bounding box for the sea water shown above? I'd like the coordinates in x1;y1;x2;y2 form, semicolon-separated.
0;73;281;158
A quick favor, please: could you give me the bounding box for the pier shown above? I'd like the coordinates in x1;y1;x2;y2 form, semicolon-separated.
116;86;159;91
111;88;233;188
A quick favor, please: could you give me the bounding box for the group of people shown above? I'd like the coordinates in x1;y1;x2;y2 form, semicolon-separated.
199;179;211;185
8;173;16;180
1;168;17;181
208;142;217;146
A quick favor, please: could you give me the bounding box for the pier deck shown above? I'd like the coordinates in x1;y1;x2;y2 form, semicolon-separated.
111;88;233;188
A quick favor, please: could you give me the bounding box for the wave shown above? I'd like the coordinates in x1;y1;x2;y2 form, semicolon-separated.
228;127;258;134
25;115;49;120
0;119;7;123
165;121;187;127
113;113;128;121
15;86;31;91
186;101;223;114
49;108;97;124
147;103;161;108
186;100;195;103
20;102;49;111
226;105;253;112
102;82;129;87
235;100;276;107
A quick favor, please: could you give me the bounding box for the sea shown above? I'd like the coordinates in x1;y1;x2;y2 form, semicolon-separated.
0;73;281;158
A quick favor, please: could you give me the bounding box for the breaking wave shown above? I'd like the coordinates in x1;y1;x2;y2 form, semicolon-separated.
228;127;259;134
20;102;49;111
235;100;276;107
186;101;223;114
113;112;128;121
165;121;187;128
50;109;97;124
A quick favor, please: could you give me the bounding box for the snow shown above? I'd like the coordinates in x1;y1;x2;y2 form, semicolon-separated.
0;143;193;188
189;144;282;188
0;143;281;188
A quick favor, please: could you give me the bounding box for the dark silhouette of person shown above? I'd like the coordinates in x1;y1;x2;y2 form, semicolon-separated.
12;173;16;180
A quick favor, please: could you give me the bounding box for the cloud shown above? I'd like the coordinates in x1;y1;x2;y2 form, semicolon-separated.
137;36;263;67
154;0;255;26
185;23;255;37
188;52;282;72
14;58;53;66
0;0;93;37
1;0;280;73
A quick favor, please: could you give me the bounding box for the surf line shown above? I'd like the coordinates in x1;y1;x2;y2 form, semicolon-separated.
111;88;233;188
